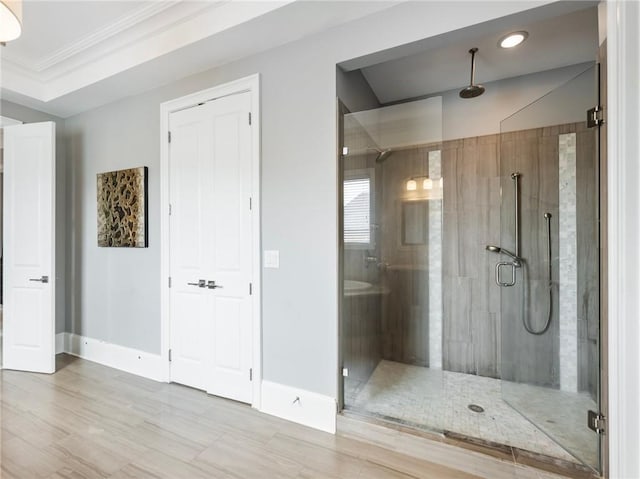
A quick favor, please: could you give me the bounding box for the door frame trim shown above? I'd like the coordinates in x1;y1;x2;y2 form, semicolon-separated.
605;1;640;476
159;74;262;408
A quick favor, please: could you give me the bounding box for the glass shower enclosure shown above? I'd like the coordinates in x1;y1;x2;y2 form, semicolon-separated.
498;65;601;470
339;63;602;474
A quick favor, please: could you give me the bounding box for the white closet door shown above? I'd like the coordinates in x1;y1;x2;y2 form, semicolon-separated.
2;122;56;373
169;92;253;403
169;105;214;390
205;93;253;403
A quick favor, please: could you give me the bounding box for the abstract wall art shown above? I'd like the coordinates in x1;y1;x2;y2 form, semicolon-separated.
97;166;148;247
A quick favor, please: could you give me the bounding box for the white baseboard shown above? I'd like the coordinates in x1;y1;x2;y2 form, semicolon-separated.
260;380;336;434
55;336;336;434
60;333;169;382
55;332;66;354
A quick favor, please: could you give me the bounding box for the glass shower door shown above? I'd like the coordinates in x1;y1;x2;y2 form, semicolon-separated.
498;65;601;471
338;96;445;429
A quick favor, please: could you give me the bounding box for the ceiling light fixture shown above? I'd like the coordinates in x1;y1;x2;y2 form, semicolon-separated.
0;0;22;42
499;31;528;49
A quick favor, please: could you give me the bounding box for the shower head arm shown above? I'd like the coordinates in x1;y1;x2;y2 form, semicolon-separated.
469;47;477;85
499;248;521;265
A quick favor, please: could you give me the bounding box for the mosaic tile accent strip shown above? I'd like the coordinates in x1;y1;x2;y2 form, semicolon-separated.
558;133;578;392
428;150;443;369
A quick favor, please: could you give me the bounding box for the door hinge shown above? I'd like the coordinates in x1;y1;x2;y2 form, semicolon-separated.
249;368;253;381
168;131;172;143
168;276;172;288
168;349;172;362
587;106;604;128
249;283;253;295
248;112;252;125
249;197;252;210
587;410;606;435
169;203;172;216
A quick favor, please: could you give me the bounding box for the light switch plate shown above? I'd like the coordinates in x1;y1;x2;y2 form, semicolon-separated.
264;250;280;268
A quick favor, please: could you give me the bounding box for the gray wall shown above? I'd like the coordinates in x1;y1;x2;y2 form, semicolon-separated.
336;68;380;113
65;99;160;351
62;1;556;398
0;100;67;335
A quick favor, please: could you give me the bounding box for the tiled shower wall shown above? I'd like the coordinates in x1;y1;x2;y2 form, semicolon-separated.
342;122;598;397
377;136;503;376
376;123;598;394
499;123;597;394
441;135;502;377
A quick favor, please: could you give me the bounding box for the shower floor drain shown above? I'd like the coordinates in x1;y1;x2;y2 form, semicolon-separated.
468;404;485;413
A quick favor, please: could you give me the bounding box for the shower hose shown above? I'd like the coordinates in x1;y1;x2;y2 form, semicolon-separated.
522;213;553;335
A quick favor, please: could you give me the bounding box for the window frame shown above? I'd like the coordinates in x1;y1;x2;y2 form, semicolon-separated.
343;168;375;250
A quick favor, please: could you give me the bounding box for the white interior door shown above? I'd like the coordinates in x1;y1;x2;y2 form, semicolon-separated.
2;122;56;373
169;92;253;403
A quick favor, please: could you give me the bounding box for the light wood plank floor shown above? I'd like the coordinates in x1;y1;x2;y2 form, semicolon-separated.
0;355;572;478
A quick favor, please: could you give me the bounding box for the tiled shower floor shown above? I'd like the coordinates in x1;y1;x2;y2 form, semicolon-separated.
345;360;598;469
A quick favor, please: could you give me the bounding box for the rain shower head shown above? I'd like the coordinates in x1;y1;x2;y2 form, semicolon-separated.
459;48;485;99
376;149;393;163
368;148;393;163
459;85;485;99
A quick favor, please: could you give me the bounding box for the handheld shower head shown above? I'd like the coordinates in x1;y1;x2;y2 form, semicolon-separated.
486;244;521;265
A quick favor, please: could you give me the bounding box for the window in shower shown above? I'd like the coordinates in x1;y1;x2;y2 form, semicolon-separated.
343;171;373;247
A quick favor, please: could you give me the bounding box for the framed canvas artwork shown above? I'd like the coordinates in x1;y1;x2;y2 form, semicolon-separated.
97;166;148;247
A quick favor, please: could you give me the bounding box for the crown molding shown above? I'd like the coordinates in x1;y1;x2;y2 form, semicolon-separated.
1;1;291;105
33;1;181;73
0;0;398;118
4;1;218;80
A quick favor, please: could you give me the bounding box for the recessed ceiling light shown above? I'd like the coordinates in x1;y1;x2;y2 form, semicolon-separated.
499;31;528;49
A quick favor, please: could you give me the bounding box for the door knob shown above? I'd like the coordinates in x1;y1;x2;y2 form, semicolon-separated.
187;279;206;288
29;275;49;283
207;280;223;289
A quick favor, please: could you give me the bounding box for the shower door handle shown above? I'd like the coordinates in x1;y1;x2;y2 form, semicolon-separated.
495;262;516;287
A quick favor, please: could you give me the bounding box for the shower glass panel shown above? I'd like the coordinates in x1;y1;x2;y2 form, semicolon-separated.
340;97;444;425
498;65;600;470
